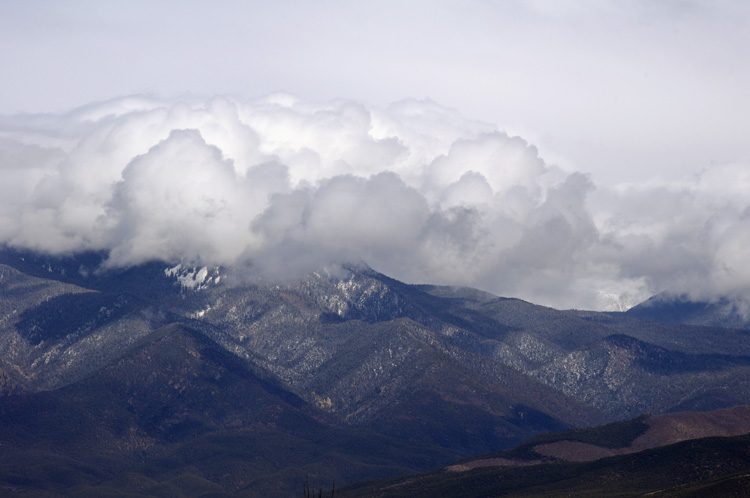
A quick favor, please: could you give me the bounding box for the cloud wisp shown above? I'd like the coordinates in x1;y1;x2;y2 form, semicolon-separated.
1;95;748;311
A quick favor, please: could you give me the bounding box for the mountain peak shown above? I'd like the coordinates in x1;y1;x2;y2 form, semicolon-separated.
626;292;750;330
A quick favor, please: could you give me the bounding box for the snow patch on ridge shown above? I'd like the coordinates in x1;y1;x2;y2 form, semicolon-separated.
164;264;221;290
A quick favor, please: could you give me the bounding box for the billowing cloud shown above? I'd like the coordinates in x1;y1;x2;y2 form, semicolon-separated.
104;129;255;267
1;95;749;311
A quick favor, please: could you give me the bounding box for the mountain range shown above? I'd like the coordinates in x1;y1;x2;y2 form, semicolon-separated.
2;248;750;496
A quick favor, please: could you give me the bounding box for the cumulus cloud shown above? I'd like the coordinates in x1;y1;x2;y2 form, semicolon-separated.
1;95;749;311
104;129;255;267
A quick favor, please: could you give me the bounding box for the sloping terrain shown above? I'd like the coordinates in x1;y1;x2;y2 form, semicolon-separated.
450;405;750;467
339;406;750;498
341;435;750;498
0;323;459;497
625;292;750;330
4;248;750;495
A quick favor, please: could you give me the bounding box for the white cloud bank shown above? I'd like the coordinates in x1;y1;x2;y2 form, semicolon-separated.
1;95;749;311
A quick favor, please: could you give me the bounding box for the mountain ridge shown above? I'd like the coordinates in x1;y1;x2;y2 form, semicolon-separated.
4;248;750;495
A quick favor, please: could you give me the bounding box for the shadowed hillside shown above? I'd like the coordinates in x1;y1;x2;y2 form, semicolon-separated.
4;249;750;495
339;407;750;498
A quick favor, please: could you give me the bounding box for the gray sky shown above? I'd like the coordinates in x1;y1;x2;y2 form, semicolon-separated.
1;1;750;310
3;0;748;184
